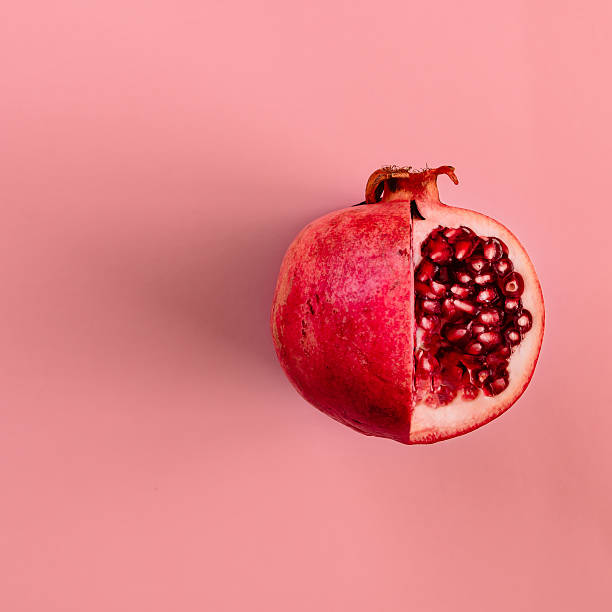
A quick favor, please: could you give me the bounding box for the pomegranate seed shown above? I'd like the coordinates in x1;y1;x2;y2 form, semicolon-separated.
504;297;522;313
441;298;454;314
415;260;437;282
483;238;504;261
420;299;441;314
430;280;448;298
455;269;473;284
483;375;509;396
500;272;524;297
441;298;463;322
495;345;511;359
443;227;467;242
417;353;439;373
465;340;484;355
469;320;487;334
467;256;488;274
478;307;503;326
453;299;478;315
462;384;479;400
444;324;471;345
435;266;451;284
421;234;453;264
486;351;509;371
415;281;434;298
504;328;521;346
450;283;473;299
495;258;513;277
516;310;533;333
419;314;440;332
476;287;499;304
477;330;502;350
444;225;476;243
486;345;511;371
454;239;477;260
474;272;495;285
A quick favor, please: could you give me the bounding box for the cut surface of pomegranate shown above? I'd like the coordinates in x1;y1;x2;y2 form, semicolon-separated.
271;166;544;444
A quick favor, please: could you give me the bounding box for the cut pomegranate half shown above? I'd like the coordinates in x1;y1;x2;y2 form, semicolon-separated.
271;166;544;444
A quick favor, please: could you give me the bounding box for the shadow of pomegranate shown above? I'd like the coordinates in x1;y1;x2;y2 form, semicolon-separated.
149;219;302;372
84;186;331;380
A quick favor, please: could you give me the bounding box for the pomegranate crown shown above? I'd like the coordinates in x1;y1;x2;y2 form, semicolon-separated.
365;165;458;204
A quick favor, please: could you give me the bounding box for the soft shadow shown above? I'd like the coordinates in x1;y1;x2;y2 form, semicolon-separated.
91;168;324;377
148;214;311;372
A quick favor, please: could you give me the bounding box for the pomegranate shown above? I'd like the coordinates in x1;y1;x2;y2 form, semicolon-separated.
271;166;544;444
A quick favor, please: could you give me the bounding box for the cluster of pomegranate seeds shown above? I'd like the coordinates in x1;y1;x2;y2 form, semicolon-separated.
414;226;533;407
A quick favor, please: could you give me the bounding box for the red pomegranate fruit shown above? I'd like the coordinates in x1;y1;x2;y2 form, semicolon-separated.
271;166;544;444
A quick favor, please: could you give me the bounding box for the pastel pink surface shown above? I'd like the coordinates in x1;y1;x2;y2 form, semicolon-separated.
1;1;610;611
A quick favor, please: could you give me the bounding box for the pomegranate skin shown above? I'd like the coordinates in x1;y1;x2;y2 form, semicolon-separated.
271;203;414;442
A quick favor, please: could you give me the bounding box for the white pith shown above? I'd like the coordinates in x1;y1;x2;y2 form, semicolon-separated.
409;205;545;444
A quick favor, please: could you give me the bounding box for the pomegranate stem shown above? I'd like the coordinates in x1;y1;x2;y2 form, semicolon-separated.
365;165;459;204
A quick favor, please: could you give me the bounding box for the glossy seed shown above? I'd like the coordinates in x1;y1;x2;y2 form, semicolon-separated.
478;307;503;326
465;340;484;355
422;235;453;264
495;258;513;277
454;239;477;261
477;330;502;349
419;314;440;332
500;272;524;298
454;299;478;315
504;297;522;313
467;256;489;274
505;328;521;346
482;238;504;261
443;227;467;242
476;287;499;304
420;299;442;314
516;310;533;333
415;259;437;282
474;272;495;285
455;269;473;284
450;283;473;299
444;324;471;345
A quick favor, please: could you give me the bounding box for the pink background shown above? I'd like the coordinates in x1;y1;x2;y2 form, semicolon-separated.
1;1;611;610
